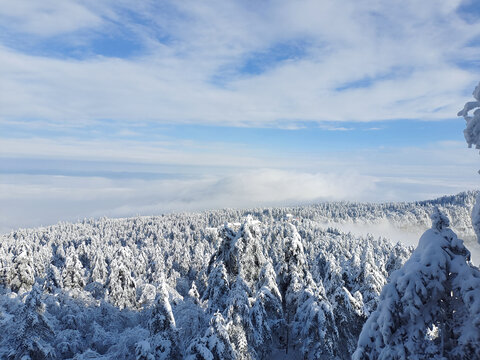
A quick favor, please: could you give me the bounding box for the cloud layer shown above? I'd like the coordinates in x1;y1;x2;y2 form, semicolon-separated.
0;169;373;232
1;0;480;126
1;141;478;234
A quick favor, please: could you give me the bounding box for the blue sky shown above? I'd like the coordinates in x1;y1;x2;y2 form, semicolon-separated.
1;0;480;232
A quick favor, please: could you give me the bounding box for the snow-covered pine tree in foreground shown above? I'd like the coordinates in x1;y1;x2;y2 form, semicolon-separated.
353;209;480;359
458;81;480;244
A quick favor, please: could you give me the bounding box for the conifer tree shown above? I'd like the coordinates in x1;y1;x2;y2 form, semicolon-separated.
354;209;480;359
148;282;181;360
292;281;339;359
250;261;284;357
198;217;271;358
174;281;206;347
9;243;35;294
277;223;310;352
135;340;154;360
107;247;136;309
186;312;236;360
89;252;108;285
204;262;230;313
208;217;266;289
9;283;55;360
45;264;62;293
62;251;85;290
277;222;340;357
225;276;254;359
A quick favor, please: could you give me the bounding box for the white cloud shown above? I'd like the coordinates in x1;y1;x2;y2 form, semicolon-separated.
0;0;103;36
2;136;478;181
0;136;283;168
1;1;480;126
0;169;377;233
1;139;479;233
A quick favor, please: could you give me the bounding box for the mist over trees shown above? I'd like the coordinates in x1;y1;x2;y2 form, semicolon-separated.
0;192;477;359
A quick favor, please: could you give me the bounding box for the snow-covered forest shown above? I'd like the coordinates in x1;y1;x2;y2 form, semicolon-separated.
0;191;478;359
4;2;480;359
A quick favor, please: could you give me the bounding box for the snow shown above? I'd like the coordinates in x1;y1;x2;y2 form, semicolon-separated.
459;82;480;245
0;192;478;358
268;347;303;360
458;82;480;149
354;208;480;359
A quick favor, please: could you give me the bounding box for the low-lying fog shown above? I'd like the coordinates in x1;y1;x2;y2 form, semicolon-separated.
319;218;480;265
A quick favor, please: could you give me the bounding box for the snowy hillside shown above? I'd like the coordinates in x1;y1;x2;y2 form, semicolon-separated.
0;191;477;359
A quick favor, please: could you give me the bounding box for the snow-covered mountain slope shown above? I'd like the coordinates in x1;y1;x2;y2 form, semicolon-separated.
0;191;476;359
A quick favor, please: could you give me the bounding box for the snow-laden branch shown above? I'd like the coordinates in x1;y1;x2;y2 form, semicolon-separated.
458;82;480;149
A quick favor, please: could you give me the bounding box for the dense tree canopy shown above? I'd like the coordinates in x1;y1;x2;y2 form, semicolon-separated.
0;192;477;359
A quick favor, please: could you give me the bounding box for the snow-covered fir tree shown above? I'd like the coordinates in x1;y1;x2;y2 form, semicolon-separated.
62;250;86;290
458;81;480;244
278;222;340;358
197;217;272;358
9;283;55;359
292;279;338;359
9;243;35;294
147;282;181;360
89;251;108;286
354;209;480;359
107;247;137;309
249;261;284;358
186;311;237;360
